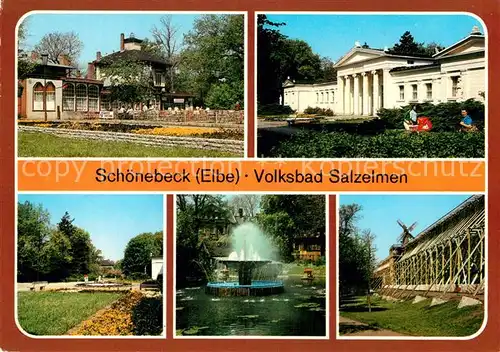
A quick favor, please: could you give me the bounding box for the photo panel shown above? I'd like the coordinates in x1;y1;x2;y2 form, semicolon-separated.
174;194;329;338
337;193;486;339
16;11;246;158
15;193;166;337
256;13;486;159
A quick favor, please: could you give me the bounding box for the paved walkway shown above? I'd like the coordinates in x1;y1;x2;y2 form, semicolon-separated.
339;316;405;336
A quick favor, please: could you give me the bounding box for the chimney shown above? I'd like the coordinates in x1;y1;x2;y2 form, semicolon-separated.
96;51;102;61
86;63;95;80
120;33;125;51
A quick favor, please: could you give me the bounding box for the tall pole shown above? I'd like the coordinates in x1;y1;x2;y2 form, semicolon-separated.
44;72;47;122
41;54;48;121
367;235;372;312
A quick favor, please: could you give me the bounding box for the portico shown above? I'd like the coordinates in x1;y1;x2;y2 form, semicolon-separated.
337;70;383;116
281;26;485;116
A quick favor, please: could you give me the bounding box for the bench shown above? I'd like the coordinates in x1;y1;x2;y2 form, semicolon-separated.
30;281;49;291
302;268;314;280
286;117;318;127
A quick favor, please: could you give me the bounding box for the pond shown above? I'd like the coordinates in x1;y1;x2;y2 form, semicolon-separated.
176;276;326;337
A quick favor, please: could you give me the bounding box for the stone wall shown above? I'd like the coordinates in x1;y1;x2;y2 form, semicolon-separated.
59;109;244;124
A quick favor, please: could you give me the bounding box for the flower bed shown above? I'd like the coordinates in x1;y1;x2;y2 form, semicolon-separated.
18;120;244;140
67;291;163;336
67;291;141;336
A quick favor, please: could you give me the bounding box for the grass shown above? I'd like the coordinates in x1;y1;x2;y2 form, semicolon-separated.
284;262;326;277
18;291;123;335
18;131;240;157
339;296;484;337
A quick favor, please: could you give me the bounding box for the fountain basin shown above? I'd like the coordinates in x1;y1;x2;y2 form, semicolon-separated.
206;280;284;296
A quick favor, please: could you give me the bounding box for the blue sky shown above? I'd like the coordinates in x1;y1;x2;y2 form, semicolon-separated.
18;194;164;261
20;13;199;68
339;194;473;261
265;14;484;62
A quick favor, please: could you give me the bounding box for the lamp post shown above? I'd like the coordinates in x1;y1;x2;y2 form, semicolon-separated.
41;54;48;121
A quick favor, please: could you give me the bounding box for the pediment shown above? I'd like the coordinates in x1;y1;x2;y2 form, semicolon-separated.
335;48;385;67
434;36;485;58
282;79;295;87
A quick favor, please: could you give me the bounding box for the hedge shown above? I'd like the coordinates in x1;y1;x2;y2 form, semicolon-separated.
273;130;485;158
303;106;334;116
378;99;484;132
257;103;294;116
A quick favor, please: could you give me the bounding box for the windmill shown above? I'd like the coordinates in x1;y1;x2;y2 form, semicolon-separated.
397;219;417;246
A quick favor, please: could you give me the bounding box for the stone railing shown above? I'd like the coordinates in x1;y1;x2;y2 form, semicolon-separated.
19;126;244;154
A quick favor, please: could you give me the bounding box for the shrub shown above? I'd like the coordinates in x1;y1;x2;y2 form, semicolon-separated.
303;107;334;116
257;103;294;116
132;297;163;335
205;82;244;110
315;256;326;266
273;130;485;158
377;99;484;132
127;272;151;281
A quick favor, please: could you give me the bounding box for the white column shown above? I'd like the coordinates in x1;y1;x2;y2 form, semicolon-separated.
337;76;344;115
431;78;438;103
353;74;359;115
362;72;369;116
372;70;379;116
344;76;351;115
382;68;391;109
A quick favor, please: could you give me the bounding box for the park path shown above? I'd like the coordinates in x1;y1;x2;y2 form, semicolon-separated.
339;316;405;336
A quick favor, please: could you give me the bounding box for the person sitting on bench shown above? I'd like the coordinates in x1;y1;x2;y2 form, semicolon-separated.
403;106;418;131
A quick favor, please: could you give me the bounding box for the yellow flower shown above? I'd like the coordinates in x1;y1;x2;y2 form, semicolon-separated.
132;127;219;136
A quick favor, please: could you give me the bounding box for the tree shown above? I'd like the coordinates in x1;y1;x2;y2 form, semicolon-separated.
151;15;181;92
205;82;244;110
34;31;83;64
338;204;377;297
258;195;326;261
17;201;52;281
176;195;231;286
389;31;428;56
420;41;445;57
45;229;72;280
320;57;337;82
122;232;163;277
17;19;36;79
229;195;261;218
100;58;157;105
257;15;331;105
179;14;244;106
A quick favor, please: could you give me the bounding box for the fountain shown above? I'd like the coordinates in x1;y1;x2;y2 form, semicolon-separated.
206;221;284;296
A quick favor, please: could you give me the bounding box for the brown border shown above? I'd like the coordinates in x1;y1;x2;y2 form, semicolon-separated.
2;1;500;351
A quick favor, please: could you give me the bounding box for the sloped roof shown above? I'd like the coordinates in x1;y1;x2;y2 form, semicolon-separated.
389;63;440;73
95;49;168;66
334;47;433;68
433;34;485;59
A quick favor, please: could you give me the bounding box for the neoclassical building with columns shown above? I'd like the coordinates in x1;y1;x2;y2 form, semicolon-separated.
282;26;485;115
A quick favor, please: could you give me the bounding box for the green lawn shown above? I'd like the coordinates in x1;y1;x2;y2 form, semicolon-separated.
340;296;484;337
18;131;239;157
284;263;326;277
18;291;123;335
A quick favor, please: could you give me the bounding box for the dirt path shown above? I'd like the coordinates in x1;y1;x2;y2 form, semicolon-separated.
339;316;405;336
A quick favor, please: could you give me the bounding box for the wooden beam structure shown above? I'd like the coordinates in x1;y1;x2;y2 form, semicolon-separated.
373;195;485;297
